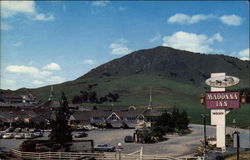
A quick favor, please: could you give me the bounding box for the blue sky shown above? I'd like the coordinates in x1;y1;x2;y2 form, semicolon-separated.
1;1;249;90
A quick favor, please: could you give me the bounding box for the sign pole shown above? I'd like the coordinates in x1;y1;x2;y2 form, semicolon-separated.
203;113;207;159
204;73;242;152
210;73;226;151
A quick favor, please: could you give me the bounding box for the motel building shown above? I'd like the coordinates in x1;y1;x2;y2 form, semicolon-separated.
69;105;162;129
69;88;162;129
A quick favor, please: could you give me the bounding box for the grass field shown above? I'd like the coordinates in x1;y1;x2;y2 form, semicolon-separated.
16;74;250;128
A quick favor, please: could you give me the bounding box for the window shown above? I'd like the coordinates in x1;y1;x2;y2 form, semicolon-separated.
126;117;135;120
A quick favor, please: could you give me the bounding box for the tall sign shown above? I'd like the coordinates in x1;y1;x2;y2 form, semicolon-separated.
205;73;240;150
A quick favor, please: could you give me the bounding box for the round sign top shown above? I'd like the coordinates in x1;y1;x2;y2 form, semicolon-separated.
205;75;240;88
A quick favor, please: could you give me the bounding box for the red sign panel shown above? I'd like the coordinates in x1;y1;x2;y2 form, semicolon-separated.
205;92;240;109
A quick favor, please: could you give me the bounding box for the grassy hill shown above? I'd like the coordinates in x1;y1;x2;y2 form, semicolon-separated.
11;46;250;127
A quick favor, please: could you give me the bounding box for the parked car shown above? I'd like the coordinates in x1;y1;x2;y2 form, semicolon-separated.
124;136;133;143
74;127;88;132
34;132;43;138
22;127;29;133
29;128;36;133
74;132;88;138
24;133;35;139
14;133;24;139
2;133;14;139
94;144;116;152
14;128;22;133
0;132;4;138
5;127;15;133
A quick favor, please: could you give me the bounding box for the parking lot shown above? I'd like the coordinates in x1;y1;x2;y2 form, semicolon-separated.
0;124;249;157
81;124;250;156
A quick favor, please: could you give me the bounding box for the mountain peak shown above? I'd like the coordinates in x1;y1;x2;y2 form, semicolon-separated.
78;46;248;84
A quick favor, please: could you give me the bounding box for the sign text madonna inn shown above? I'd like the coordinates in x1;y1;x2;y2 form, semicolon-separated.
205;92;240;109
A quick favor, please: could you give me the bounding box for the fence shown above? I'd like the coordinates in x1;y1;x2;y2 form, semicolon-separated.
11;149;204;160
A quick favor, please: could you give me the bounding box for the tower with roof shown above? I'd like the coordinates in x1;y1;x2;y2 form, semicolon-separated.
48;85;55;101
148;87;153;110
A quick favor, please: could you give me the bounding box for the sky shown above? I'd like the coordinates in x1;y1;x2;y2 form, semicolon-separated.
1;1;249;90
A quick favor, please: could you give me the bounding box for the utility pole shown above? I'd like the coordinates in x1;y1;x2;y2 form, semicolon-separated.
200;94;208;159
201;113;208;159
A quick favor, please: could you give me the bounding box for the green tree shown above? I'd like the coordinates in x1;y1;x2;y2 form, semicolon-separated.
50;92;72;143
60;92;71;118
152;108;190;135
178;110;189;130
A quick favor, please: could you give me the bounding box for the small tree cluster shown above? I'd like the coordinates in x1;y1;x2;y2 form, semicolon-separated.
155;107;189;133
99;93;119;103
140;107;190;143
72;90;119;104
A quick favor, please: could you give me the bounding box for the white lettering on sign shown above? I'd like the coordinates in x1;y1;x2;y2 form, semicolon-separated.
216;101;228;107
205;91;240;109
207;93;238;100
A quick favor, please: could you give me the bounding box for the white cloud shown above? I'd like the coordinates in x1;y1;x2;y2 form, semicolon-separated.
6;65;39;73
34;13;55;21
208;33;223;43
220;15;242;26
83;59;96;65
167;13;214;24
6;65;52;79
240;57;249;61
0;1;35;18
13;42;23;47
162;31;223;53
48;76;65;83
238;48;249;57
150;33;161;42
109;39;131;55
43;63;61;71
167;13;243;26
0;1;55;21
0;22;13;30
238;48;249;60
3;64;66;89
91;1;109;7
32;80;44;85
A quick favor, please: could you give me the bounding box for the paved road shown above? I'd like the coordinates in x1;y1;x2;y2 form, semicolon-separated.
0;124;249;157
82;124;250;156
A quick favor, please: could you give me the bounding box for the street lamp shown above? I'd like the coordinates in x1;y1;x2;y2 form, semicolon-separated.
200;93;208;159
233;131;240;160
200;94;205;104
117;142;122;160
241;92;246;104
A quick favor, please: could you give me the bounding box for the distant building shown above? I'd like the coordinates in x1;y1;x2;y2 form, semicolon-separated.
69;88;162;128
21;93;37;104
0;107;48;126
69;111;91;126
0;93;23;103
69;107;161;129
0;91;37;104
